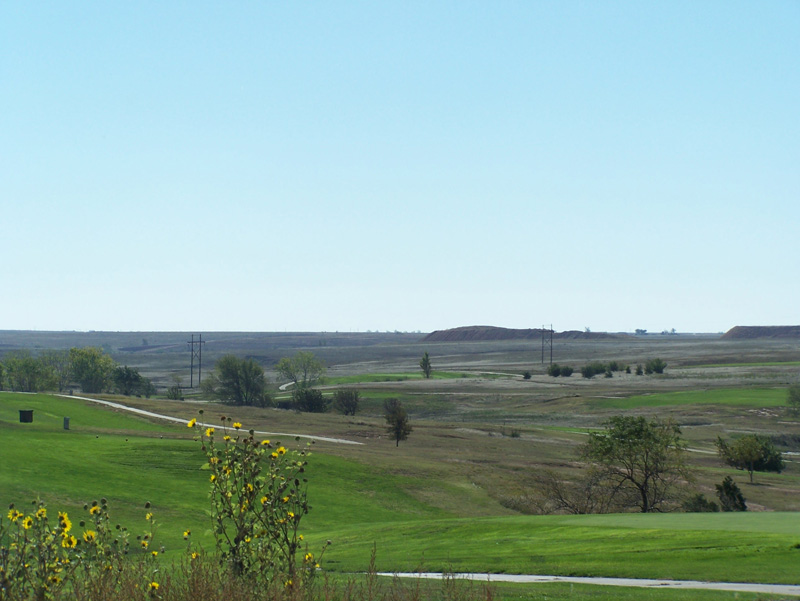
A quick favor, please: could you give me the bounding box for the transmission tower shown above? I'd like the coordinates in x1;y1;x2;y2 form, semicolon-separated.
187;334;205;388
541;324;553;365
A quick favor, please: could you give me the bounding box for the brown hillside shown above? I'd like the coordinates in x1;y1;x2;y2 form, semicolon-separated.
422;325;624;342
722;325;800;340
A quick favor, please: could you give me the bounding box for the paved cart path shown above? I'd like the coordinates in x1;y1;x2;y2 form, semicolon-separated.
57;394;363;445
379;572;800;596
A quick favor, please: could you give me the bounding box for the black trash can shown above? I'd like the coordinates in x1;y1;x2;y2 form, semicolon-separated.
19;410;34;423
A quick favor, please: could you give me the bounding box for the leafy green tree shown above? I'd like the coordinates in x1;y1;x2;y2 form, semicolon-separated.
39;350;71;392
419;352;432;379
715;434;784;483
112;365;145;396
275;351;325;388
69;347;115;393
384;398;412;447
0;362;4;390
202;355;270;407
787;384;800;415
582;416;689;513
292;387;329;413
716;476;747;511
333;388;360;415
3;351;55;392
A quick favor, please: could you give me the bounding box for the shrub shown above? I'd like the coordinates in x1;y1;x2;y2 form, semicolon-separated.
716;476;747;511
522;371;532;380
682;493;719;512
547;364;561;377
292;387;330;413
580;361;607;379
645;358;667;374
167;385;184;400
559;366;574;377
635;364;644;376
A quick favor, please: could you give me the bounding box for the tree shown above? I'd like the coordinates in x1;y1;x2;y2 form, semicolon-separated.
292;387;329;413
0;363;4;390
275;351;325;388
333;388;360;416
419;352;432;379
69;347;115;393
202;355;270;407
39;350;71;392
787;384;800;415
715;434;784;483
384;398;412;447
581;416;689;513
716;476;747;511
112;365;145;396
4;351;55;392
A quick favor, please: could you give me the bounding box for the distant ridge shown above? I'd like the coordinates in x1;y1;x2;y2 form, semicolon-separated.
422;325;624;342
722;325;800;340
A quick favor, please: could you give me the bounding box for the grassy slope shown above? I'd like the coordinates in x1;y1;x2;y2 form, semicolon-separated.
589;388;788;410
2;392;800;587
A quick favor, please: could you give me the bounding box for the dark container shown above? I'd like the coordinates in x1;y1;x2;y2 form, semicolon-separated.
19;410;34;423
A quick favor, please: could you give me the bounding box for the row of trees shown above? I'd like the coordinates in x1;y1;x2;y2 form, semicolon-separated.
0;348;153;397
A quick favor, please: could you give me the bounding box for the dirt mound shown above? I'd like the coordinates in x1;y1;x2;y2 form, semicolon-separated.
422;326;623;342
722;326;800;340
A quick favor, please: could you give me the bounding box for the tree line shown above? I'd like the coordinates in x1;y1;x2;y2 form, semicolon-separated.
0;347;155;397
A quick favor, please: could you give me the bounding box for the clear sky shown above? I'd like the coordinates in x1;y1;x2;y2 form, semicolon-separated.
2;2;798;334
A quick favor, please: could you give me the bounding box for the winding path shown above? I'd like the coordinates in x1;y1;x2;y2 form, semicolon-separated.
379;572;800;596
56;394;363;445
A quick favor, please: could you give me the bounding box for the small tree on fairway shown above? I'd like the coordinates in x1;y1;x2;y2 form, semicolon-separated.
419;352;432;379
333;388;360;415
384;398;412;447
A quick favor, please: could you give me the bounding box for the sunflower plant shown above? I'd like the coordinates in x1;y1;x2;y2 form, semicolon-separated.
190;412;327;585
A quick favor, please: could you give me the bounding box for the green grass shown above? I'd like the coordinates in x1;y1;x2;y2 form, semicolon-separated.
590;387;789;410
3;392;800;589
317;513;800;584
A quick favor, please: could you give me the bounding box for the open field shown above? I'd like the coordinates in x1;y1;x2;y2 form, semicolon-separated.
2;331;800;597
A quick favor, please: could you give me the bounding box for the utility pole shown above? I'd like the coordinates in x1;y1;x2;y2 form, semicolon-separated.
541;324;553;365
187;334;205;388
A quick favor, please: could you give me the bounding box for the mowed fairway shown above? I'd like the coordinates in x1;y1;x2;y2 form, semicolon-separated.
2;391;800;592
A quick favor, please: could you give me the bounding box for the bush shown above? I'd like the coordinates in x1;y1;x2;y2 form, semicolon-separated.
292;387;330;413
167;385;184;400
559;366;574;377
635;364;644;376
581;362;606;379
682;493;719;512
547;364;561;377
522;371;532;380
645;358;667;374
716;476;747;511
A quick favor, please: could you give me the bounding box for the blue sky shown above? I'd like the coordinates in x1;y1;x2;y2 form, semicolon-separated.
2;2;798;333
